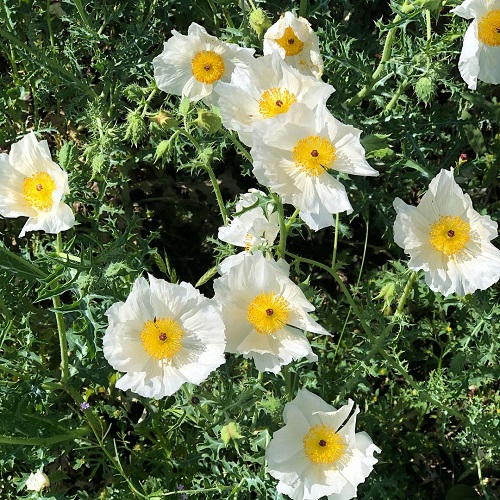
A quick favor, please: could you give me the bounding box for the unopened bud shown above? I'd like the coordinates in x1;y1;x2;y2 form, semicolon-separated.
459;153;468;163
125;110;147;146
249;8;272;38
415;76;436;106
194;109;222;135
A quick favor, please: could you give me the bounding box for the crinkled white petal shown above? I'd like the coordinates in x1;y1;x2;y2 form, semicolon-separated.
153;22;255;103
393;168;500;296
266;389;380;500
0;133;74;236
213;252;328;372
215;52;334;147
103;276;226;399
263;11;324;78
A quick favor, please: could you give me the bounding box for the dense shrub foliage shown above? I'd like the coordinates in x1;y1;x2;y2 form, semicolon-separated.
0;0;499;498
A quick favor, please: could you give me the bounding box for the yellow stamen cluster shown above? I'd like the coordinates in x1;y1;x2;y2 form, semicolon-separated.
22;172;56;212
429;215;470;255
303;424;347;464
292;135;337;176
275;27;305;56
247;291;290;334
191;50;225;83
478;10;500;46
258;87;297;119
140;317;184;360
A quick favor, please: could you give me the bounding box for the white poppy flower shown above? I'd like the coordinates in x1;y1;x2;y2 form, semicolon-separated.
25;470;50;491
251;103;378;231
266;389;381;500
218;189;279;274
451;0;500;90
214;52;334;147
393;168;500;296
212;251;330;373
103;275;226;399
0;132;74;237
153;22;255;103
264;11;324;78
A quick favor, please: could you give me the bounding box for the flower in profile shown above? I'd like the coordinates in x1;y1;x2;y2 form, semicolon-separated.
266;389;381;500
214;52;334;147
251;103;378;231
263;11;324;78
0;132;74;237
25;469;50;492
218;189;279;273
153;22;255;103
103;275;226;398
451;0;500;89
393;168;500;296
213;251;330;373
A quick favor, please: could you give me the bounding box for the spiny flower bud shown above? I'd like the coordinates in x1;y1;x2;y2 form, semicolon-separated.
194;109;222;135
152;110;176;128
125;110;147;146
415;76;436;106
249;8;272;38
154;139;174;163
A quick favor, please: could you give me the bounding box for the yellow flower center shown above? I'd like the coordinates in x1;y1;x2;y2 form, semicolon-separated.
191;50;225;84
244;233;255;251
303;424;347;464
292;135;337;176
247;291;290;334
478;10;500;46
429;216;471;255
275;26;305;56
22;172;57;212
258;87;297;119
140;317;184;360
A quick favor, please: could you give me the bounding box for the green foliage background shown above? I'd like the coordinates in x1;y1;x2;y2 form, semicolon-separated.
0;0;499;498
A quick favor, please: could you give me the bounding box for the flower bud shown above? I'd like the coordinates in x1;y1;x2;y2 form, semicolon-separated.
194;109;222;135
415;76;436;106
125;110;147;146
249;8;272;38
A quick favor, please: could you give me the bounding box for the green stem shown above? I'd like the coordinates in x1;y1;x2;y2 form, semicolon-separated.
284;208;300;232
273;194;287;260
73;0;94;31
220;128;253;163
282;365;294;402
331;213;340;269
425;9;432;41
346;2;413;108
394;271;417;317
151;486;234;497
53;233;69;386
179;129;228;224
382;78;408;115
45;0;55;48
141;88;157;117
285;252;371;335
0;427;90;446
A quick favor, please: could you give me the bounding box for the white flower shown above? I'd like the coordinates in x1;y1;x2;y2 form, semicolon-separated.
451;0;500;90
212;251;329;373
263;11;324;78
214;52;334;147
393;168;500;296
266;389;381;500
0;132;74;237
25;470;50;492
103;275;226;398
218;189;279;273
153;22;255;103
251;103;378;231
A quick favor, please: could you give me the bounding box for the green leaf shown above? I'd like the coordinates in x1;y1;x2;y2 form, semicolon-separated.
195;266;218;287
220;422;243;445
58;141;78;171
